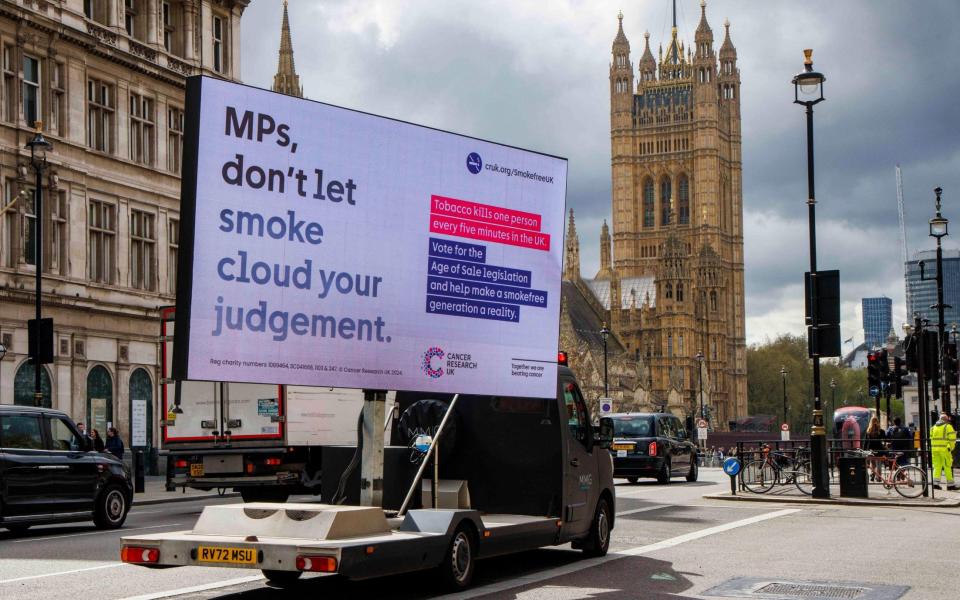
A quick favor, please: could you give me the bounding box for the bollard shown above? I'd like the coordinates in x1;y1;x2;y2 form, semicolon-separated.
134;449;145;494
723;457;741;496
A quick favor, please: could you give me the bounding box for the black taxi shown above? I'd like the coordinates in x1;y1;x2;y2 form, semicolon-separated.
608;412;698;484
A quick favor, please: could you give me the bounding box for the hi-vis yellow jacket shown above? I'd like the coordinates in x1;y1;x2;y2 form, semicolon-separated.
930;422;957;452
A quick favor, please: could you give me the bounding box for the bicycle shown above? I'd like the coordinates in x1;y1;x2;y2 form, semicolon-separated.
852;448;927;499
740;445;812;495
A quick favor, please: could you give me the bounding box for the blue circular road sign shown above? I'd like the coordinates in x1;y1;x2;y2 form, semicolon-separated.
723;457;741;476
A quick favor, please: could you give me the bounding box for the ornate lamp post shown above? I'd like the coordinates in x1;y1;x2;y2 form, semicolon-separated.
929;188;949;413
25;122;52;407
792;49;830;498
599;323;610;398
695;351;705;421
781;366;788;427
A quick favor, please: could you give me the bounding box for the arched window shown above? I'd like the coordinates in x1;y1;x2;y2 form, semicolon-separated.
676;282;684;302
665;282;673;299
14;362;52;408
643;178;654;228
710;290;718;312
129;368;153;451
87;365;114;437
667;334;673;358
678;335;684;356
678;174;690;225
660;177;672;226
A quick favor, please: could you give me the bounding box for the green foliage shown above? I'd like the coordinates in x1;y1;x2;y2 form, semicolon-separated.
747;334;882;433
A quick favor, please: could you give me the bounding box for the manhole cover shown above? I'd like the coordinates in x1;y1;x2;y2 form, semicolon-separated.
703;577;908;600
755;582;865;598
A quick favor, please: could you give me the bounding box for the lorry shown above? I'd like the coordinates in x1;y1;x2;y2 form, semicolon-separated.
160;307;395;502
121;357;616;591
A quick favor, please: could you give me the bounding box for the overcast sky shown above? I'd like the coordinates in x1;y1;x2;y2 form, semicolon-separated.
240;0;960;347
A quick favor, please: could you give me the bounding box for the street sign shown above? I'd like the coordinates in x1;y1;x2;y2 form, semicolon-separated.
697;418;708;429
869;386;879;397
599;398;613;415
781;423;790;432
723;457;741;476
697;427;708;441
781;430;790;441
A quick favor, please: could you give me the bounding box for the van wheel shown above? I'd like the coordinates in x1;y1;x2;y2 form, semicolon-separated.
657;460;671;485
94;483;129;529
240;488;290;503
581;498;611;557
438;525;475;591
262;570;302;587
626;477;639;484
686;459;699;482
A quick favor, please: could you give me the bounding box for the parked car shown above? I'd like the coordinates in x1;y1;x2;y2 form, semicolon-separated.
607;412;698;484
0;405;133;534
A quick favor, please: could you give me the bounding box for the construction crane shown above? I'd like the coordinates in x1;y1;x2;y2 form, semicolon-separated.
896;165;911;318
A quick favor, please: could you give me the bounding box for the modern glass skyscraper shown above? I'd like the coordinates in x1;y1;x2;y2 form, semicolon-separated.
905;249;960;329
862;297;892;349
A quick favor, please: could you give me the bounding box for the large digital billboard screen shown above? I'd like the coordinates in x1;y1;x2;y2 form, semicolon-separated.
174;76;567;398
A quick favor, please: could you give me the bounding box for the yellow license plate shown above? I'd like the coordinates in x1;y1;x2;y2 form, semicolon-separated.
612;443;635;451
189;464;204;477
197;546;257;565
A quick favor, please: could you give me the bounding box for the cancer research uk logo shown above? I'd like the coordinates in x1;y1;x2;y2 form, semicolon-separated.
421;347;445;379
466;152;483;174
421;346;479;379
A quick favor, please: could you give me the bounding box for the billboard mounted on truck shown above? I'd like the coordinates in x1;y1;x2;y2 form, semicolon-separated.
174;76;567;398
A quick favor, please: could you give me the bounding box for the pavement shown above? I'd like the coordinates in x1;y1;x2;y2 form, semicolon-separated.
133;477;239;506
2;468;958;599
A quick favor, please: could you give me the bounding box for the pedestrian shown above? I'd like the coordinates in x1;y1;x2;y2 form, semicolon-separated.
717;446;725;462
76;421;92;446
105;426;125;460
90;428;105;453
886;417;912;466
930;412;957;490
864;416;886;481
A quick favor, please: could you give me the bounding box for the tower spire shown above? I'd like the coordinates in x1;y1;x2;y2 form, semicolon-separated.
272;0;303;98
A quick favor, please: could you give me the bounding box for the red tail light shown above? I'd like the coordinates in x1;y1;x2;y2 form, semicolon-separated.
264;457;282;466
557;351;568;366
174;459;188;469
121;546;160;564
648;441;657;457
296;555;337;572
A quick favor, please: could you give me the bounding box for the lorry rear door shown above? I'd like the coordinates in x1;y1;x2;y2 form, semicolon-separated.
221;384;284;442
559;377;599;536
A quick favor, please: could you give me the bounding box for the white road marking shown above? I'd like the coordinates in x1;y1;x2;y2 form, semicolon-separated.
120;575;265;600
0;563;126;584
449;508;801;599
14;523;184;543
614;505;667;517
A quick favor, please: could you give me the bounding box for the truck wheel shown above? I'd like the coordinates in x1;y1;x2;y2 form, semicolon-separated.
686;459;699;482
240;488;290;503
656;460;671;485
439;525;475;591
262;570;302;587
626;477;639;484
581;498;611;557
94;483;129;529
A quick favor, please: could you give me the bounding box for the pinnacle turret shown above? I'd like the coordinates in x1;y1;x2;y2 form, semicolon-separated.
272;1;303;98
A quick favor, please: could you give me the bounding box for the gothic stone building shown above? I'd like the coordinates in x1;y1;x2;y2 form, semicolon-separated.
0;0;250;461
561;2;747;427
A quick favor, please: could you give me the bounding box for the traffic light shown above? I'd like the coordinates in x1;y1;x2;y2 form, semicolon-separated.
867;351;882;393
892;356;910;399
945;342;958;386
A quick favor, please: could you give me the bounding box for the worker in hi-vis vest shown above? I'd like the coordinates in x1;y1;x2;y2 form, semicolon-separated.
930;412;957;490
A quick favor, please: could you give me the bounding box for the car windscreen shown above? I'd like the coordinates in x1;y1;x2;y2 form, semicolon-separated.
613;416;655;438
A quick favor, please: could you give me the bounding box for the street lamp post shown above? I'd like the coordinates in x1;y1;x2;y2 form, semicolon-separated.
780;366;788;427
25;122;52;407
696;351;705;421
793;49;830;498
929;187;950;414
829;378;836;429
600;323;610;398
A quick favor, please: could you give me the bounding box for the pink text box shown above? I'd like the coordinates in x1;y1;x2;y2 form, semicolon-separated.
429;214;550;251
431;195;542;232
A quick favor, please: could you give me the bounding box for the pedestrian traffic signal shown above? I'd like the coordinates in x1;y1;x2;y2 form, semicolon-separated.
892;356;910;399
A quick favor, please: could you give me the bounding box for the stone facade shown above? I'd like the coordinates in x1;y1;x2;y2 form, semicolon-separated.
0;0;247;456
560;2;747;427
